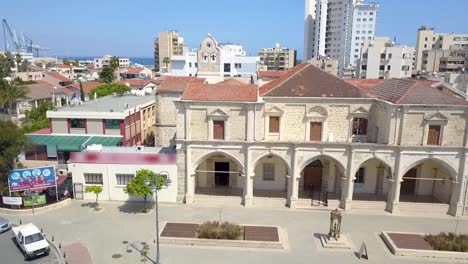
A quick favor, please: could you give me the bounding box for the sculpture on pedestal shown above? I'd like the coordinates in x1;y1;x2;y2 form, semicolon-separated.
328;209;342;240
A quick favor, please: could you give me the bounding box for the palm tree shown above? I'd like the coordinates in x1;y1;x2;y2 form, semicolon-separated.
162;57;171;72
15;53;22;72
110;56;120;70
0;80;29;118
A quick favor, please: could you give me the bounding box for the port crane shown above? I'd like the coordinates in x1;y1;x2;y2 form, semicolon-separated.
2;19;47;56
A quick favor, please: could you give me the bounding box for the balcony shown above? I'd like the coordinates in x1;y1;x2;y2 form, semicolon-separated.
380;59;390;64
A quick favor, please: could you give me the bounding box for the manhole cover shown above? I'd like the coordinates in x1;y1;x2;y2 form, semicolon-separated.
126;249;133;253
112;254;123;259
122;240;128;244
141;242;147;245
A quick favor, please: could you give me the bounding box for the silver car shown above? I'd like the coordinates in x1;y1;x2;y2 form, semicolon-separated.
0;217;12;233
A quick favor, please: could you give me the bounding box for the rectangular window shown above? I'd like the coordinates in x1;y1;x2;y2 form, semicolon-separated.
70;119;86;128
427;125;441;145
213;121;225;140
269;116;280;133
105;119;120;129
84;173;103;185
355;168;365;184
388;53;392;59
263;163;275;181
387;65;391;70
310;122;322;141
224;63;231;72
116;174;134;186
379;65;385;70
352;118;368;135
380;53;386;59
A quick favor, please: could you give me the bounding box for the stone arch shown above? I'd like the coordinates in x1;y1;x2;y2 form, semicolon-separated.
299;154;346;173
400;157;457;181
192;150;245;175
352;157;393;180
252;153;291;176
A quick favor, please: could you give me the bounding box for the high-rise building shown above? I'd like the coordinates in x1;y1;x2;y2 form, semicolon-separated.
258;44;297;71
415;26;468;72
155;31;187;72
304;0;378;77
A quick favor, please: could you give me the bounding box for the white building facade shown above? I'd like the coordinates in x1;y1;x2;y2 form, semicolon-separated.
94;55;130;69
170;51;198;77
357;37;415;79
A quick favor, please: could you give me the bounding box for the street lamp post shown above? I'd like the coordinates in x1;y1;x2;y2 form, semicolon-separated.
145;173;171;264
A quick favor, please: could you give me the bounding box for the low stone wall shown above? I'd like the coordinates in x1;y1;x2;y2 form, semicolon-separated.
381;231;468;260
0;198;71;215
160;222;286;249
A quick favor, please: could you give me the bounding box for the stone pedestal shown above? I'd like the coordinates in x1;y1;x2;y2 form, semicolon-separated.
320;233;353;249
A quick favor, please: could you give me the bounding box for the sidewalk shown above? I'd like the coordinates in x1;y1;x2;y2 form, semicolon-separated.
64;241;93;264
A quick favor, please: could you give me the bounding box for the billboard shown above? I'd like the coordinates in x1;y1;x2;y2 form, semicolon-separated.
8;166;56;192
2;196;22;205
23;194;46;207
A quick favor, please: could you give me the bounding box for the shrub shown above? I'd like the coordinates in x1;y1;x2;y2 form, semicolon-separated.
425;232;468;252
197;221;242;240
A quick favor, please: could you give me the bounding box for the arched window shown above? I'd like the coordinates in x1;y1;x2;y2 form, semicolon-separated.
202;53;208;62
211;54;217;62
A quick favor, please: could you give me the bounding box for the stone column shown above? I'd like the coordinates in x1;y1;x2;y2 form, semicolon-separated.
341;147;354;211
386;151;401;213
246;105;254;142
375;165;385;195
243;147;253;207
287;146;299;208
184;146;195;204
448;151;466;216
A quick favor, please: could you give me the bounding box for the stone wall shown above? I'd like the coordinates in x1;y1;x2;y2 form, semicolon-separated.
190;109;208;140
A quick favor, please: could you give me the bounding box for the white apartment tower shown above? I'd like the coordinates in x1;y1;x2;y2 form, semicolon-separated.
304;0;378;77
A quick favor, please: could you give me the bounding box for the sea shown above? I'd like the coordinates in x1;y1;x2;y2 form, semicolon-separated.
59;56;155;68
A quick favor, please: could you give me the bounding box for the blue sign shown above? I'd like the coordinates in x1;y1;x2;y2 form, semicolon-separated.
8;166;56;192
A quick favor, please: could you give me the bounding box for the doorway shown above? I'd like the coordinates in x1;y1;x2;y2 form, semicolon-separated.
215;162;230;187
401;168;417;195
303;160;323;192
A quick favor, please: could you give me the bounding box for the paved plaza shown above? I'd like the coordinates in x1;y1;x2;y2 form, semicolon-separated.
1;201;468;264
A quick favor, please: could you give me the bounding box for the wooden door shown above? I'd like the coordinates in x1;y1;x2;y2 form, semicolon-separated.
269;116;280;133
215;162;229;187
213;121;225;140
310;122;322;141
401;168;417;195
427;125;440;145
303;167;322;192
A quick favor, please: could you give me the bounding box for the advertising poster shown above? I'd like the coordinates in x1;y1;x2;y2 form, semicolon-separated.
8;166;56;192
2;196;23;205
23;194;47;207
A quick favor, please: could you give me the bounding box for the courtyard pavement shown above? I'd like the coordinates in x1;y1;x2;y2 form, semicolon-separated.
1;200;468;264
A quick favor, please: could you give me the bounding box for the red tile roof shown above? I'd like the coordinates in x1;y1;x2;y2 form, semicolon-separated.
182;83;257;102
258;71;285;78
117;79;160;88
121;67;143;75
367;79;468;105
30;128;51;135
345;79;386;91
261;64;365;98
45;72;71;82
217;78;248;85
24;82;63;100
60;87;75;95
67;82;103;93
54;64;72;69
158;76;205;93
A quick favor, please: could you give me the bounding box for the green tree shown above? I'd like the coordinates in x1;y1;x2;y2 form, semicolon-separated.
15;53;22;71
162;57;170;72
0;120;29;195
85;185;103;210
62;59;71;66
0;79;29;118
79;81;85;102
22;101;54;133
19;60;28;72
110;56;120;70
73;60;80;67
0;53;15;78
90;83;131;99
140;244;149;263
124;169;165;213
99;67;114;83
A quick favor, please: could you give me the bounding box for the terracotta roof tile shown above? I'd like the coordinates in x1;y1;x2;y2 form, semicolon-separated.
261;64;366;98
258;71;285;78
117;79;159;88
367;79;468;105
182;83;257;102
24;82;65;100
45;72;71;82
67;82;103;93
345;79;386;91
121;67;143;75
158;76;205;93
217;78;248;85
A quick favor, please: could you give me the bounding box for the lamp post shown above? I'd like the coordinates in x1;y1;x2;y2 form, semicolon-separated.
145;173;171;264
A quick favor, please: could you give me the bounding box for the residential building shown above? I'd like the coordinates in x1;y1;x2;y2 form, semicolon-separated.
258;44;297;71
308;57;339;76
173;63;468;217
196;34;259;82
42;72;72;87
117;79;160;91
68;146;177;202
26;91;156;164
421;49;452;74
93;55;130;69
63;81;103;102
154;76;205;147
415;26;468;72
12;65;44;82
304;0;378;76
49;64;87;80
116;67;153;80
357;37;414;79
14;81;68;118
170;51;198;77
422;46;468;74
156;31;187;72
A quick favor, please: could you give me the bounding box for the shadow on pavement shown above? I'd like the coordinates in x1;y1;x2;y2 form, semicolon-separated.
117;201;154;214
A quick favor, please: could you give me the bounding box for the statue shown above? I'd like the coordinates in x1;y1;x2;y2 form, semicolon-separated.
328;209;342;240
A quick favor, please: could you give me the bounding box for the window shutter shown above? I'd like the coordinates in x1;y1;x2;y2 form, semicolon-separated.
269;116;280;133
427;125;440;145
310;122;322;141
213;121;225;140
362;119;368;135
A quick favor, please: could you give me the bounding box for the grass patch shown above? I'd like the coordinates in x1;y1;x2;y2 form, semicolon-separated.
196;221;243;240
425;232;468;252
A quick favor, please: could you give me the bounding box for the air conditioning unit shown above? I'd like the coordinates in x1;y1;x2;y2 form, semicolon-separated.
58;169;69;176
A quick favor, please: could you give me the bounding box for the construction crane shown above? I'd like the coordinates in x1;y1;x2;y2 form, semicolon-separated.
2;19;48;57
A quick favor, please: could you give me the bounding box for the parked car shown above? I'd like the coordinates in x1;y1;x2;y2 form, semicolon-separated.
0;217;12;233
12;223;50;260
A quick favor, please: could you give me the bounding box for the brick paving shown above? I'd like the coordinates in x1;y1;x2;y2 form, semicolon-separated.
244;226;279;242
63;241;93;264
387;233;433;250
161;223;198;238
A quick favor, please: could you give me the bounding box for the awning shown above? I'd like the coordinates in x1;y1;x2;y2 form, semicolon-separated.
27;134;123;152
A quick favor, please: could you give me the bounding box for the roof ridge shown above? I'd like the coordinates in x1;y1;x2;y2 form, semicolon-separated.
395;80;419;104
262;64;310;96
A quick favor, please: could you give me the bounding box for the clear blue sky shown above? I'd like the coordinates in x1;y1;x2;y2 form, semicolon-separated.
2;0;467;58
